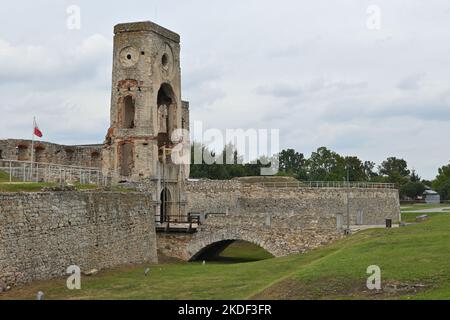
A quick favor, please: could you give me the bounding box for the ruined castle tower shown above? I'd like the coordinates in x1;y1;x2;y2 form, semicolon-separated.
102;21;190;224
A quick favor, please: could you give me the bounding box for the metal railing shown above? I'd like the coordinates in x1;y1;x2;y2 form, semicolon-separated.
255;181;397;189
155;213;201;233
0;159;110;186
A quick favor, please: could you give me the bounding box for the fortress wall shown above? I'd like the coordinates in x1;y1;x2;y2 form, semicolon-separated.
0;191;157;287
185;179;242;214
186;180;401;228
0;139;102;168
177;180;400;260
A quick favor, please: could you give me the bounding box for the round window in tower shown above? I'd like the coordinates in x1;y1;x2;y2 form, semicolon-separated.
119;46;139;67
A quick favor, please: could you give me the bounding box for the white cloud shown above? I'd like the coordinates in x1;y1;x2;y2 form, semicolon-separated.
0;0;450;179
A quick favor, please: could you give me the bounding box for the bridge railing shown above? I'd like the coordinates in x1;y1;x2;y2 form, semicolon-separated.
0;159;110;186
254;181;397;189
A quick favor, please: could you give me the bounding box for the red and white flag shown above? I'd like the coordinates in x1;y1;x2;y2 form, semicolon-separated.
33;119;43;138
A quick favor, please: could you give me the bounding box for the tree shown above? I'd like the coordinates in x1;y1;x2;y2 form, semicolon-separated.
400;181;426;199
432;163;450;200
189;142;274;180
363;161;378;180
344;156;366;181
307;147;345;181
379;157;410;186
410;169;421;182
278;149;307;180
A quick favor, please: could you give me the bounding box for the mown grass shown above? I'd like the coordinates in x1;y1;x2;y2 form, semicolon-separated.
0;170;19;183
0;182;57;192
254;216;450;300
2;215;450;300
401;211;448;223
400;203;449;211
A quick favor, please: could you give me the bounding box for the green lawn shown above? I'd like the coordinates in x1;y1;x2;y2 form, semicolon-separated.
0;181;101;193
0;170;18;183
401;203;449;211
401;211;448;223
2;215;450;300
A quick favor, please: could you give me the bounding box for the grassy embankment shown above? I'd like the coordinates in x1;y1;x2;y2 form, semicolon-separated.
2;211;450;300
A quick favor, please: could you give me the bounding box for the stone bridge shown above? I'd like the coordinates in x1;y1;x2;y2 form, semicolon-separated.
156;179;401;261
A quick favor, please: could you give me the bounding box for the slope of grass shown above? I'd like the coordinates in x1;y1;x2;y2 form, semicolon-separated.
401;211;448;223
0;180;101;193
1;216;450;300
401;203;449;211
0;170;18;183
0;182;57;192
254;216;450;299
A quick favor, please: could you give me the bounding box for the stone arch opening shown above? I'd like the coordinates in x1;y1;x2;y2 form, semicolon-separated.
34;145;45;163
17;145;28;161
157;83;177;136
119;142;133;177
91;151;101;167
157;83;177;163
122;95;135;129
160;188;172;223
189;239;275;263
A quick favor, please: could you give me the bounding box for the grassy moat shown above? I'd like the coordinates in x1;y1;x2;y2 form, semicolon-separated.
1;209;450;300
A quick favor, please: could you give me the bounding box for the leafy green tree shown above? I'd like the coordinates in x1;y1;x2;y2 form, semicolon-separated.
379;157;410;186
432;163;450;200
344;156;366;181
363;161;378;180
278;149;307;180
400;181;426;199
189;142;274;180
307;147;345;181
410;169;421;182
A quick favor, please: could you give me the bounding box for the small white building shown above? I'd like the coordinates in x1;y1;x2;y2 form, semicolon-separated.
423;190;441;204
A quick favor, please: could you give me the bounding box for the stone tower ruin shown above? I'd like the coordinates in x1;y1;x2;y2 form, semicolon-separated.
102;21;189;224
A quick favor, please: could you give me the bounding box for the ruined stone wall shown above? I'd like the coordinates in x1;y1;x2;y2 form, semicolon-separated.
186;180;242;214
186;180;401;227
0;139;102;168
0;191;157;287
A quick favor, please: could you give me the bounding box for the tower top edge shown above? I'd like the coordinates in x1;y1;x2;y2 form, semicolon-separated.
114;21;180;43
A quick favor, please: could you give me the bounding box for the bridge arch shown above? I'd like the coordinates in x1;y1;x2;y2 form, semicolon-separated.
186;229;280;261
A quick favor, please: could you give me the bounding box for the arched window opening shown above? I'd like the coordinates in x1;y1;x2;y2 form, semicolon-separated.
35;146;45;163
157;84;176;136
65;148;75;163
160;188;171;223
17;145;28;161
91;151;101;167
157;84;177;164
122;96;135;129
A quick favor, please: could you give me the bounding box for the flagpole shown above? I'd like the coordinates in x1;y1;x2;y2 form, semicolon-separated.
30;117;35;181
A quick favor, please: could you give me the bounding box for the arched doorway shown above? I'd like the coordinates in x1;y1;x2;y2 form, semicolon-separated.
157;84;176;133
160;188;171;223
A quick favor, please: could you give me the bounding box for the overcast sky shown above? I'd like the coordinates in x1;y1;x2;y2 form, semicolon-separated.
0;0;449;179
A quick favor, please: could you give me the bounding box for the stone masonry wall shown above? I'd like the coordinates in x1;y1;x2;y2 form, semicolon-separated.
0;191;157;287
186;180;401;227
0;139;102;168
158;179;401;260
